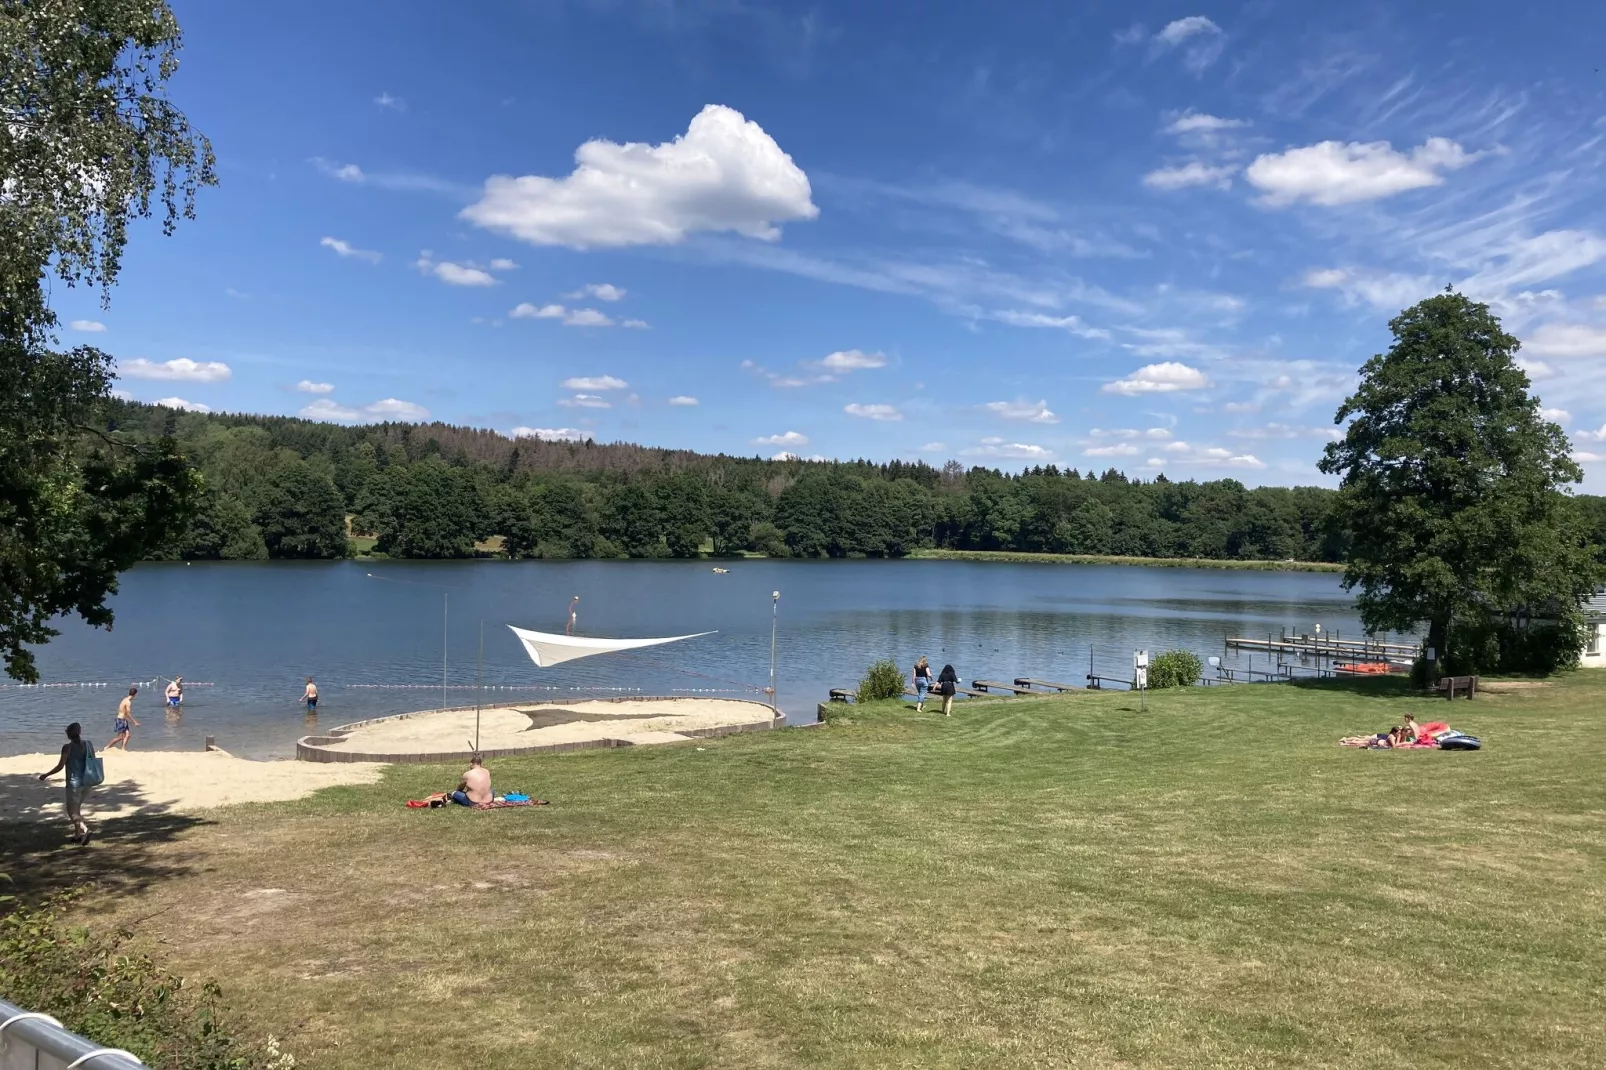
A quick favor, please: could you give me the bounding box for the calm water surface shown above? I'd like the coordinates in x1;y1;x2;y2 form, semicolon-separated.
0;560;1367;758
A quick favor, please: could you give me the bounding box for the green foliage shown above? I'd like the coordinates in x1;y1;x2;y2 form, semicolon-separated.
858;659;906;702
1148;650;1203;689
251;461;348;559
0;895;292;1069
1;0;213;680
1319;291;1606;677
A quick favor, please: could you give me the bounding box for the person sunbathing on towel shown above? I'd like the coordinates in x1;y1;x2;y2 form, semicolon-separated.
450;756;492;806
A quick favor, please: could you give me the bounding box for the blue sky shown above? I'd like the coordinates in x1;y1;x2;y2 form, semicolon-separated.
56;0;1606;488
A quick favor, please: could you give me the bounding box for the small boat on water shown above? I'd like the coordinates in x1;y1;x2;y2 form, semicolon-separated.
1334;661;1392;674
711;567;729;574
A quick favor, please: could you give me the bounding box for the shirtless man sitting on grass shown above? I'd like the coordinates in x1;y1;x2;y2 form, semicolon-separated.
450;756;492;806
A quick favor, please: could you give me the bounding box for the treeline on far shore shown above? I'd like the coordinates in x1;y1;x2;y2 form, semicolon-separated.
114;403;1606;566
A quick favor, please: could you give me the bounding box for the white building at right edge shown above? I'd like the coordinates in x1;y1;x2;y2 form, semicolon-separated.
1585;592;1606;668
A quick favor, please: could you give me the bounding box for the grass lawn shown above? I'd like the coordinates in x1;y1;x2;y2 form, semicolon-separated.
908;548;1345;572
17;674;1606;1069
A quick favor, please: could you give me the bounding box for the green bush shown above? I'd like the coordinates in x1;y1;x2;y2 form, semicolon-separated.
0;893;293;1069
858;659;905;702
1148;650;1203;689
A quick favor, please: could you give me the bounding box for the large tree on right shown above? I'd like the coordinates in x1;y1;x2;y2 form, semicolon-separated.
1319;290;1605;677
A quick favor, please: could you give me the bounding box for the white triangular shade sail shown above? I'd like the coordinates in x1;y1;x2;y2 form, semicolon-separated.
507;625;714;667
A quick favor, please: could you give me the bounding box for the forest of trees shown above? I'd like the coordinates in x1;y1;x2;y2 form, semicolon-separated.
112;402;1606;567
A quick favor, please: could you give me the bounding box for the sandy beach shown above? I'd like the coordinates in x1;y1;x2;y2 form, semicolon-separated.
0;749;386;823
319;697;777;756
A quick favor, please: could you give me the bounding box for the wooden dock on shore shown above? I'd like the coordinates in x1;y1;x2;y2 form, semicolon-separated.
1226;634;1416;659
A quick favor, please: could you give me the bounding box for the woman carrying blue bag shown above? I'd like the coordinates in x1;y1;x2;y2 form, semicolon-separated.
38;722;103;846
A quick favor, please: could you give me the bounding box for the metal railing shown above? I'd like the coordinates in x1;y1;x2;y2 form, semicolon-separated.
1;998;148;1069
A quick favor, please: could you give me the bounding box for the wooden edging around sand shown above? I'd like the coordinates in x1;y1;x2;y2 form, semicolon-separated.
295;695;784;765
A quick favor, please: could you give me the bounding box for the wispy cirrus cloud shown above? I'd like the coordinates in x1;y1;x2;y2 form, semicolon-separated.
321;236;382;263
982;399;1058;424
844;402;902;421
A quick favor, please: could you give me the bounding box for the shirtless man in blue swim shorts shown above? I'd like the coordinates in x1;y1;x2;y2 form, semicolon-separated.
108;686;141;750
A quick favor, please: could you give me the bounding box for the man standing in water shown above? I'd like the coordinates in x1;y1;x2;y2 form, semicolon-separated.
164;676;184;714
303;677;319;714
108;686;140;749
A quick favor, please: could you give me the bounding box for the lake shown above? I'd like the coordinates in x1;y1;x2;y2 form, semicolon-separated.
0;559;1369;758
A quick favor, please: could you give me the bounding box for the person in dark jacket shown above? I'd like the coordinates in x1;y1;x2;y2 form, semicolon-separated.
937;664;959;716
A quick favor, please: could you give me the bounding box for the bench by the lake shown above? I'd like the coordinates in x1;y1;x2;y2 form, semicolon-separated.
829;688;857;703
904;685;988;699
972;679;1035;695
1014;676;1080;692
1434;675;1479;700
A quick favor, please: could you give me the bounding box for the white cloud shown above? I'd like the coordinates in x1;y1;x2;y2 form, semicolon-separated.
1539;408;1571;425
1574;451;1605;463
69;319;106;332
461;104;818;248
1516;358;1559;381
1162;110;1248;136
1301;267;1434;310
154;397;210;413
296;380;335;394
1102;362;1209;395
668;395;699;406
754;431;809;446
512;426;590;442
818;349;887;371
622;318;651;329
963;439;1054;460
299;398;361;422
320;236;381;263
990;309;1111;338
1524;322;1606;358
558;393;610;409
120;357;232;383
1462;232;1606;294
1246;138;1478;207
1222;400;1261;414
1083;443;1140;457
1154;16;1226;72
983;399;1059;424
415;252;496;286
365;398;430;420
312;158;365;183
1154;442;1268;469
109;388;133;401
1089;428;1139;439
511;302;615;326
1143;161;1235;191
1575;423;1606;444
561;375;628;391
374;92;405;110
488;258;518;271
844;403;903;421
565;283;625;302
920;441;946;451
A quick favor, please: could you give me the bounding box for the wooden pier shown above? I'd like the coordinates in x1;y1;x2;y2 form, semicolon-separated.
971;679;1036;695
1014;677;1081;692
1226;633;1416;659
